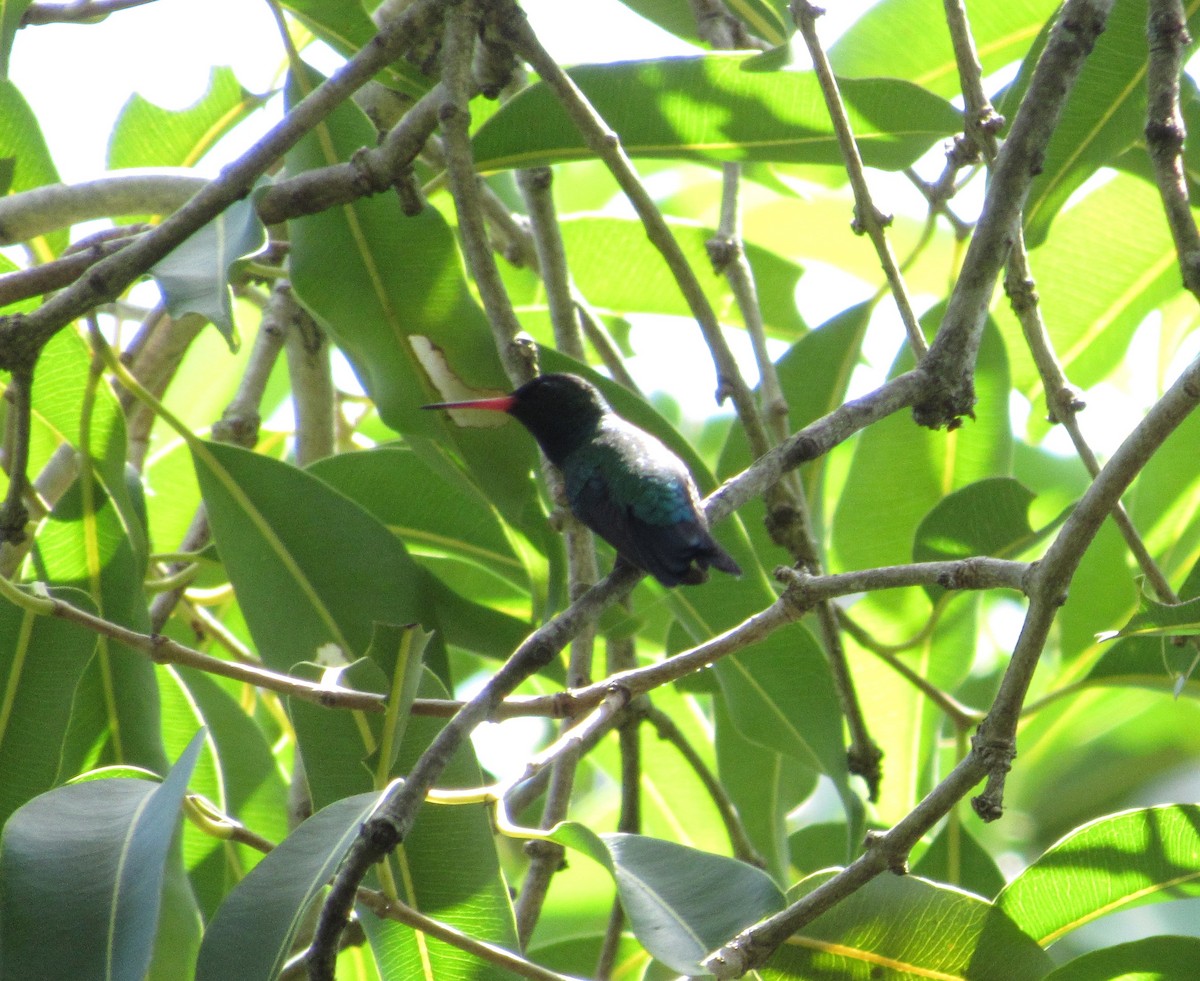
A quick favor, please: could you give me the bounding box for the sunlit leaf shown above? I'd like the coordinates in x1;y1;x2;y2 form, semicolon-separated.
473;55;961;172
108;65;267;170
763;873;1050;979
997;805;1200;946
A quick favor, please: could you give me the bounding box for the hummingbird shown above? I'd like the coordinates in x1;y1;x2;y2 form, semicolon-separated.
423;373;742;587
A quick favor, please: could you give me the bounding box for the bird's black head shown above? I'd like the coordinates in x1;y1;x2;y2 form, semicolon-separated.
507;373;610;465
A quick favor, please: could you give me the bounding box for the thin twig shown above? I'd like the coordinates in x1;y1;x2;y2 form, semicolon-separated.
497;1;773;456
357;890;586;981
913;0;1116;429
709;161;882;796
0;577;387;711
641;705;765;866
790;1;927;359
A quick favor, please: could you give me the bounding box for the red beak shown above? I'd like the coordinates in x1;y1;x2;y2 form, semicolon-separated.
420;395;516;412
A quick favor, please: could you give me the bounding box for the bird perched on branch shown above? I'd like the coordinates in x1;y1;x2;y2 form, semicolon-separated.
423;372;742;587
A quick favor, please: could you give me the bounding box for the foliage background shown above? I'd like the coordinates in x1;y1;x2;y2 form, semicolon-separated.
2;0;1200;978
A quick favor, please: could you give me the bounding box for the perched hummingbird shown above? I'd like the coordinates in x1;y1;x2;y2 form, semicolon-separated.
423;373;742;587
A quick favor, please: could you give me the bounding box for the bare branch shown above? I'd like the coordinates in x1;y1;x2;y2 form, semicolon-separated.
914;0;1116;429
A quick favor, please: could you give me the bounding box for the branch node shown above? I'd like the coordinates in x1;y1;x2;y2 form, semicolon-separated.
775;565;815;615
522;838;567;867
863;829;908;874
361;814;402;853
705;234;740;274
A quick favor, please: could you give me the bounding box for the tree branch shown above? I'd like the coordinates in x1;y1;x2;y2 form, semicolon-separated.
790;0;928;360
914;0;1115;429
0;0;449;369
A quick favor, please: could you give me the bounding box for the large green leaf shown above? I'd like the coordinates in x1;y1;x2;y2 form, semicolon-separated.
0;731;205;980
160;666;289;918
833;314;1012;590
108;66;267;170
280;0;432;98
617;0;790;47
552;825;785;975
547;215;806;336
196;792;381;981
762;873;1051;979
716;695;815;882
0;585;96;828
830;0;1059;98
472;55;962;172
288;666;518;979
0;80;63;253
997;804;1200;946
913;477;1054;601
1127;396;1200;582
32;477;165;774
358;671;519;980
911;821;1007;901
307;448;535;656
191;439;453;672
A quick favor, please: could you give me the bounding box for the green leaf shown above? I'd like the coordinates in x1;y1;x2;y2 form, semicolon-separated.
997;804;1200;946
0;586;96;828
717;301;870;555
911;821;1007;901
1002;0;1200;245
763;873;1051;979
191;440;450;673
1046;936;1200;981
0;730;206;981
546;215;806;336
288;658;389;810
160;666;289;917
1128;401;1200;584
717;697;815;881
283;63;540;526
149;195;266;345
913;477;1052;600
472;55;962;172
108;66;268;170
914;479;1039;563
830;0;1060;98
0;80;64;253
363;622;430;778
195;792;381;981
308;448;537;652
32;476;165;774
551;825;785;975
